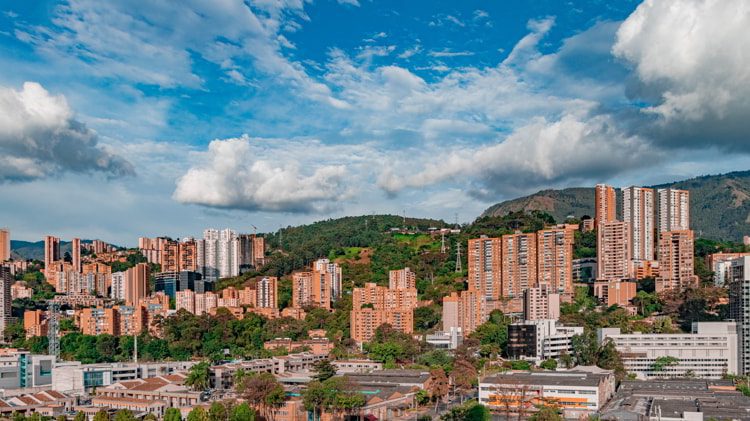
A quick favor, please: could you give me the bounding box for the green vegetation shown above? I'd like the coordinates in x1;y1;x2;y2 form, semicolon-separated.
302;377;366;421
440;400;491;421
651;356;679;372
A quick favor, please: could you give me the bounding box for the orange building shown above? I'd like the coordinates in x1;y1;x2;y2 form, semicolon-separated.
0;228;9;262
501;232;537;298
523;284;560;321
291;271;312;308
125;263;150;306
633;260;659;280
11;281;33;299
161;240;198;272
467;236;502;299
536;225;576;294
594;280;636;307
23;309;47;338
71;238;81;273
291;259;342;310
597;221;631;281
350;282;418;343
78;307;120;335
389;268;416;290
442;290;487;336
82;263;112;296
595;184;616;226
44;235;60;282
656;230;698;292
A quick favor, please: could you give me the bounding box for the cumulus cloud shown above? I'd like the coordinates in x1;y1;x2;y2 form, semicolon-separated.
613;0;750;150
0;82;134;182
173;136;351;213
378;112;658;197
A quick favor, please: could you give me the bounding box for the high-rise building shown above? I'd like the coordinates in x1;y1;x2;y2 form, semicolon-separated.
501;233;537;298
238;234;266;269
111;272;126;301
82;263;112;296
389;268;416;290
0;267;12;335
125;263;150;306
595;184;616;226
199;229;239;280
536;225;575;294
0;228;9;262
44;235;60;281
161;240;198;272
622;186;655;261
71;238;81;273
314;258;342;303
467;236;502;300
256;276;277;309
78;307;120;335
596;221;631;281
23;309;47;339
291;271;312;309
523;284;560;321
154;271;206;298
658;188;690;233
442;290;487;336
350;282;418;343
594;280;636;307
138;237;170;266
656;230;697;292
730;256;750;375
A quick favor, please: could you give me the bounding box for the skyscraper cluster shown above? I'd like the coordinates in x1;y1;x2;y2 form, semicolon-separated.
350;268;419;343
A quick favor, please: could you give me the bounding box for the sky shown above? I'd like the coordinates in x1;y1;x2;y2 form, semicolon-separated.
1;0;750;246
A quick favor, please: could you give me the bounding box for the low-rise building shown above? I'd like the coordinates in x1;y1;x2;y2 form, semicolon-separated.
479;370;616;419
263;338;334;355
0;390;74;417
425;327;463;350
210;353;326;390
92;374;201;417
508;319;584;363
597;321;739;379
51;361;196;394
0;349;55;389
331;360;383;373
594;280;636;307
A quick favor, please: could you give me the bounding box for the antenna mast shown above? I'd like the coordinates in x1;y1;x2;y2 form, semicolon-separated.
47;301;60;359
441;232;447;254
455;242;462;273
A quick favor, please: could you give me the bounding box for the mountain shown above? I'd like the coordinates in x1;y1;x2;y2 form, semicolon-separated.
480;170;750;241
11;240;73;261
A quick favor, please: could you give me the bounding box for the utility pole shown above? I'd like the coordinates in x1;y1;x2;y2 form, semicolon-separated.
455;242;462;273
133;333;138;364
441;231;447;254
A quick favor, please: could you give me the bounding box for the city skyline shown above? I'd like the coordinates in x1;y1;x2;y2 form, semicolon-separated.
2;0;750;244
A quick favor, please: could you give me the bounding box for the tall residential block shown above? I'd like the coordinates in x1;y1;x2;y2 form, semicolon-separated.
238;234;266;268
467;236;502;300
125;263;150;306
622;186;655;261
0;228;9;262
658;188;690;233
44;235;60;281
500;232;537;298
656;230;697;292
595;184;616;226
161;240;198;272
350;282;418;343
71;238;81;273
596;221;631;281
523;284;560;321
536;225;575;294
389;267;416;290
256;276;277;309
198;228;239;280
291;259;342;310
442;290;487;336
0;267;11;335
730;256;750;375
78;307;120;335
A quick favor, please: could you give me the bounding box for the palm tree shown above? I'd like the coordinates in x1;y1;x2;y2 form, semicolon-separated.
185;361;211;391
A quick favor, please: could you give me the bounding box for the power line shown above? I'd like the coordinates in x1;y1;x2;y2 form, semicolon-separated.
455;241;462;273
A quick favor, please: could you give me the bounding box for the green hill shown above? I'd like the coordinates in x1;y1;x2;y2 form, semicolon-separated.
480;170;750;241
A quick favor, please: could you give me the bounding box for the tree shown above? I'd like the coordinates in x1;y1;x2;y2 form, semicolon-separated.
529;405;563;421
3;321;26;346
74;412;87;421
570;332;598;366
428;368;450;412
113;410;136;421
185;361;211;391
230;403;255;421
208;402;228;421
540;359;558;370
187;407;209;421
144;414;158;421
57;416;68;421
414;305;441;332
596;341;625;379
93;410;110;421
312;359;337;382
651;356;679;373
451;359;477;402
164;407;183;421
235;371;285;420
415;389;430;406
302;380;327;421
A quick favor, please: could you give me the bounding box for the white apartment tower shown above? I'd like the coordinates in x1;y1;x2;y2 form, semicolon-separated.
658;188;690;233
622;186;655;261
729;256;750;375
199;229;239;280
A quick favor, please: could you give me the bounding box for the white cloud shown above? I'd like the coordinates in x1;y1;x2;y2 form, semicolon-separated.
173;135;354;213
428;49;475;58
398;45;422;59
0;81;133;182
613;0;750;145
337;0;360;6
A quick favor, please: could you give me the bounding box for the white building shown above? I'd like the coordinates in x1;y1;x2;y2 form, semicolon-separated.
0;267;11;335
508;319;584;362
425;327;463;350
111;271;126;300
657;188;690;233
198;228;239;280
314;258;342;300
623;186;655;261
51;361;196;395
597;321;738;379
730;256;750;375
0;350;55;390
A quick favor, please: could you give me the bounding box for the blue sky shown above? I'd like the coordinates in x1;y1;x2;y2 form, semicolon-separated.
1;0;749;245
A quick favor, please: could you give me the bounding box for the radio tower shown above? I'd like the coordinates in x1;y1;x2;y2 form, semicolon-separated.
440;231;447;254
455;242;462;273
47;302;60;359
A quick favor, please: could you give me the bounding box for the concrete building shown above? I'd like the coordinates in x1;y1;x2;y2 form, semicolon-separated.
350;282;417;343
125;263;150;306
23;309;47;338
0;228;9;262
198;228;239;280
11;281;33;300
595;184;617;226
658;188;690;233
52;361;195;394
43;235;60;281
597;221;631;281
594;280;636;307
238;234;266;269
77;307;120;335
623;186;655;262
154;271;207;298
729;256;750;375
291;259;342;310
71;237;81;273
442;290;487;336
0;266;12;335
111;271;126;301
388;267;416;290
425;328;463;350
479;370;616;419
710;252;750;286
467;236;502;300
507;319;584;362
256;276;277;309
523;284;560;321
536;225;576;294
0;349;55;389
656;230;698;292
501;232;537;298
598;322;739;379
573;258;597;283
